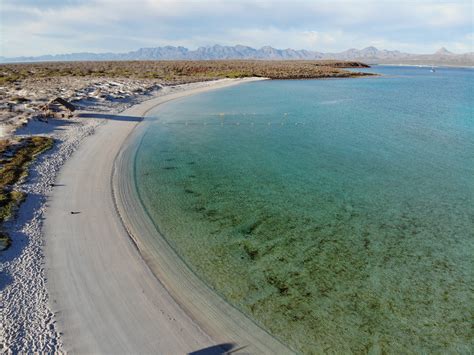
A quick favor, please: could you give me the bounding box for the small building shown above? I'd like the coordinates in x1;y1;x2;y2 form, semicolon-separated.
41;97;76;118
48;97;76;112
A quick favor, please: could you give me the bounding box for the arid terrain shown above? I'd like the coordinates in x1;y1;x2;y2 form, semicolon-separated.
0;60;370;83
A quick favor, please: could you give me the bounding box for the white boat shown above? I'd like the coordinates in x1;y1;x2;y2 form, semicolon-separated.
430;66;436;72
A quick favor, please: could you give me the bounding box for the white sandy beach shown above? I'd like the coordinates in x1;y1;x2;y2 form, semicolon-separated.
38;78;292;353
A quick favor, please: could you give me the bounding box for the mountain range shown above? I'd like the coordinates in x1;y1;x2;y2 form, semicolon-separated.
1;45;473;66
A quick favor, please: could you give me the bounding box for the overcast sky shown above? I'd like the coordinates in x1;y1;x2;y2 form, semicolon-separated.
1;0;473;57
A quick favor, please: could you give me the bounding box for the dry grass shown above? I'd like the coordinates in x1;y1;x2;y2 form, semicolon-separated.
0;60;372;85
0;136;53;250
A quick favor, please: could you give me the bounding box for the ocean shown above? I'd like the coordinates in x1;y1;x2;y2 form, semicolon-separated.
133;66;473;353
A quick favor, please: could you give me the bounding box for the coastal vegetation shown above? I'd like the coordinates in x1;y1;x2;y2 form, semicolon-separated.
0;60;371;85
0;136;53;250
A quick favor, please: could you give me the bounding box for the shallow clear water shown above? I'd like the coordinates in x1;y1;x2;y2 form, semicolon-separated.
135;66;473;353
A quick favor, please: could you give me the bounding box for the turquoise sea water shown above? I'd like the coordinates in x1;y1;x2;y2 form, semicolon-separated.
134;66;473;353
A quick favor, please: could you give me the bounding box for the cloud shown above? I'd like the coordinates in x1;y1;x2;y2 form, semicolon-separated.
1;0;472;56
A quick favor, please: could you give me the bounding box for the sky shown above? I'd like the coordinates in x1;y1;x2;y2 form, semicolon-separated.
1;0;473;57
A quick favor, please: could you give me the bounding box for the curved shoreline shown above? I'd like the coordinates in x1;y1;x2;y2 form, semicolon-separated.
113;81;292;353
44;78;291;353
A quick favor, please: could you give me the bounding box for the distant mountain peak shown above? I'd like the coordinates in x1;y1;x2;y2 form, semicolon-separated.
435;47;453;55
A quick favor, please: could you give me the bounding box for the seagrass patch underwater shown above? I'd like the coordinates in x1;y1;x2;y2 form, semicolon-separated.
135;66;473;353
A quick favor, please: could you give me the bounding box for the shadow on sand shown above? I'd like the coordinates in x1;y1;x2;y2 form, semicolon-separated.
76;113;142;122
189;343;248;355
15;118;75;136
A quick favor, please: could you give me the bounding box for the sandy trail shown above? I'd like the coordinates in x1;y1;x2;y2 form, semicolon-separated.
44;78;291;354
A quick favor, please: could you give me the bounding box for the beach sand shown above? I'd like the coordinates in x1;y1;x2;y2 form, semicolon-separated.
41;77;291;353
